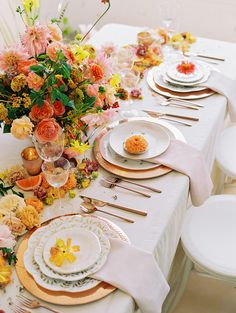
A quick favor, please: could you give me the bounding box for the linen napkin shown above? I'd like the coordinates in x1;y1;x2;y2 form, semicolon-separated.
149;140;213;206
202;70;236;121
91;238;170;313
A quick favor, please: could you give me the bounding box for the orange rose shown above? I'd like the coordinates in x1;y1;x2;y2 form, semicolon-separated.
30;100;54;122
53;100;65;117
34;118;62;143
18;59;38;75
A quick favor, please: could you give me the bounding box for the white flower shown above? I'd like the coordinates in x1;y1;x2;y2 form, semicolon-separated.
0;195;25;215
11;116;34;140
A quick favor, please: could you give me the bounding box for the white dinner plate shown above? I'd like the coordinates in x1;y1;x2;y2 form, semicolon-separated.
166;60;203;83
34;221;110;281
99;132;160;170
109;120;170;160
147;68;215;100
43;228;101;274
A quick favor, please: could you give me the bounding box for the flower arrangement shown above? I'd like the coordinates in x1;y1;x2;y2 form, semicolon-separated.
0;0;118;159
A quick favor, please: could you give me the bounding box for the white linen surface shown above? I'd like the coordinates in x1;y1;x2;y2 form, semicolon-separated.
92;238;170;313
1;24;235;313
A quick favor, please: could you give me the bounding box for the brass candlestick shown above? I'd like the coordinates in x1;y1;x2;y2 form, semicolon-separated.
21;146;43;175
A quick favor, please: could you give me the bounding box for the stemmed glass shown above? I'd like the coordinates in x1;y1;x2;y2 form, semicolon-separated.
32;131;65;162
41;157;71;213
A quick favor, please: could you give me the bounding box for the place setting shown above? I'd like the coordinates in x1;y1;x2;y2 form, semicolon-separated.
93;116;186;180
147;57;216;100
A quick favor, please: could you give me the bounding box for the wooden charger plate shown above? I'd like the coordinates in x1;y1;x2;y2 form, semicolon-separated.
94;117;186;180
15;214;128;305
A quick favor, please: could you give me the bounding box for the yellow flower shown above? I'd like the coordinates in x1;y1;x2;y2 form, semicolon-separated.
70;141;90;155
171;33;183;43
72;45;90;63
0;259;12;286
110;73;121;88
49;238;80;267
69;190;76;198
44;197;54;205
10;74;27;92
47;187;65;199
22;0;40;12
11;116;34;140
16;205;40;230
185;32;196;44
82;178;90;188
75;33;82;41
0;104;8;121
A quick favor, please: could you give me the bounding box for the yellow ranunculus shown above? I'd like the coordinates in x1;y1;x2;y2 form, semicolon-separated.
110;73;121;88
72;45;90;63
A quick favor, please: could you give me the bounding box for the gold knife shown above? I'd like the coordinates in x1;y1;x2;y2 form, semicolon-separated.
80;196;147;216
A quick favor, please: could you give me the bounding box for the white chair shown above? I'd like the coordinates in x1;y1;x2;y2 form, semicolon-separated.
181;195;236;283
216;125;236;180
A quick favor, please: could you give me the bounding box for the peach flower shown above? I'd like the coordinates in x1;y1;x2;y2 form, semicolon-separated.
86;84;99;97
27;72;44;91
34;118;62;143
18;58;38;75
29;100;54;122
11;116;34;140
47;23;63;41
46;42;64;62
53;100;65;117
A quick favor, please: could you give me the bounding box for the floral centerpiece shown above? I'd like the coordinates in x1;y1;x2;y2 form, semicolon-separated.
0;0;118;158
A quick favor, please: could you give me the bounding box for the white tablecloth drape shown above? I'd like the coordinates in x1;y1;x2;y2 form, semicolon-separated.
1;23;236;313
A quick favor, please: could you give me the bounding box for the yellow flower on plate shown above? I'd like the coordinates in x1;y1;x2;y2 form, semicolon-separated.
49;238;80;267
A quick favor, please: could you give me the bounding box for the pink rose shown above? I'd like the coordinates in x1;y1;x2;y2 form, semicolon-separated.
29;100;54;122
0;224;15;249
53;100;65;117
34;118;62;143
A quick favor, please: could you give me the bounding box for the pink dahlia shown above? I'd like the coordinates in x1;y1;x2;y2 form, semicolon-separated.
92;52;113;81
0;47;29;77
22;24;52;56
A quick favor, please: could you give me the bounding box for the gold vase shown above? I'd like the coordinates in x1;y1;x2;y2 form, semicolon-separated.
21;146;43;176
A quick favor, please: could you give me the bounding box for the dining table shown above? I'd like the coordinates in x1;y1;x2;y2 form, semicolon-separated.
1;23;236;313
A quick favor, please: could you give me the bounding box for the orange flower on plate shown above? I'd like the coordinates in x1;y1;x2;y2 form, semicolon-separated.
176;61;195;75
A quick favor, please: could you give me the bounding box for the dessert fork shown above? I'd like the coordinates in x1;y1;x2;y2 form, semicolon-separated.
17;294;62;313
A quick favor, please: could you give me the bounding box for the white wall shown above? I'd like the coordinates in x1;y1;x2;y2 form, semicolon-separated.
0;0;236;46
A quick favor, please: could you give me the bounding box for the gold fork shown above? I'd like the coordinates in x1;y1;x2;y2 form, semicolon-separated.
11;304;30;313
17;294;62;313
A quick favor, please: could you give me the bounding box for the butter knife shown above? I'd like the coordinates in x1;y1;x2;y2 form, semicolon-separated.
143;110;199;121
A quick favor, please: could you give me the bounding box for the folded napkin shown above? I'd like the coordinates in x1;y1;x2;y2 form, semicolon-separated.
202;70;236;121
91;238;169;313
149;140;213;206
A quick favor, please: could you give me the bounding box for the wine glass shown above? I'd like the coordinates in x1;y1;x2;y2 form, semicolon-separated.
120;70;140;118
32;131;65;162
41;157;71;213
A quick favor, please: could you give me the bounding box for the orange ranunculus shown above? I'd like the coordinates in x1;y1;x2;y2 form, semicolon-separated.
91;64;104;81
29;100;54;122
27;72;45;91
18;58;38;75
53;100;65;117
34;118;62;143
25;198;43;213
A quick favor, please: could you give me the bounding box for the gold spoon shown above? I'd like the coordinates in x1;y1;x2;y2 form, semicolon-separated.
80;202;135;223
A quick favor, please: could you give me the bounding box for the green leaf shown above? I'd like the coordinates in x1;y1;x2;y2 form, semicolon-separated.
50;88;58;104
29;64;46;77
59;92;69;105
66;100;75;109
3;124;11;133
30;90;44;106
61;63;71;79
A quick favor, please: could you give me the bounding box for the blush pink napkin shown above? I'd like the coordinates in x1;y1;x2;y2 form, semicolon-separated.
91;238;170;313
202;70;236;121
149;140;213;206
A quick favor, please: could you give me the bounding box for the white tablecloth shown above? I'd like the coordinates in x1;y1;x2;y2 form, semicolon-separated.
1;23;236;313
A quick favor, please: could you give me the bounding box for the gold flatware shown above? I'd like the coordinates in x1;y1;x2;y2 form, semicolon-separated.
17;294;61;313
184;51;225;61
167;98;204;108
80;202;135;223
80;196;147;216
105;176;162;193
11;306;30;313
143;110;199;121
160;99;199;110
157;116;193;126
100;178;151;198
